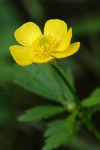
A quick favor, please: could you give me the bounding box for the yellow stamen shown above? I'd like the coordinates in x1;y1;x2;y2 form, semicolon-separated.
32;35;57;58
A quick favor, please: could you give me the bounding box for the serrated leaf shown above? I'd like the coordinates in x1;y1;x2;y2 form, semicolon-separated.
82;88;100;107
42;114;80;150
90;88;100;97
42;132;69;150
18;105;66;122
44;120;66;137
65;111;78;130
14;64;75;103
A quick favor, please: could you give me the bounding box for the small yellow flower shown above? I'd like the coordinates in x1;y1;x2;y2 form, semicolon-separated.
9;19;80;66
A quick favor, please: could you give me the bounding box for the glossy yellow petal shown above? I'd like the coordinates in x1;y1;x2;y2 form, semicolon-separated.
9;45;34;66
14;22;42;47
44;19;67;43
51;42;80;58
54;28;72;51
32;55;54;63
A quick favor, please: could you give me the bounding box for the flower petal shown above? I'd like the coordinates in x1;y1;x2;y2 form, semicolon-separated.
44;19;67;43
14;22;42;47
9;45;34;66
54;28;72;51
51;42;80;58
32;55;54;63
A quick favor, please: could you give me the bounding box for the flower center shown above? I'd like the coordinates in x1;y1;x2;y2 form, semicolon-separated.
32;35;57;58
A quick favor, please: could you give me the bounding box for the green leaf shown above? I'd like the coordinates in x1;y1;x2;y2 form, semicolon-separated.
42;113;80;150
42;132;68;150
60;67;75;90
82;87;100;107
65;111;78;130
14;64;75;103
44;120;67;138
18;105;66;122
90;88;100;97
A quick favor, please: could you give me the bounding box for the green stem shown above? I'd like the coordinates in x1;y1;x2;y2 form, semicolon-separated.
52;65;100;142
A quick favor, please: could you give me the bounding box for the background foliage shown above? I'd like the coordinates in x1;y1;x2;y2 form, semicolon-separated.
0;0;100;150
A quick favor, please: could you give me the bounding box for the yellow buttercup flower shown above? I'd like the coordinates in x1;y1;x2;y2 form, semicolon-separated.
9;19;80;66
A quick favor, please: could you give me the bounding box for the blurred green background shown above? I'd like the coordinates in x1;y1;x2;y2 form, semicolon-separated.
0;0;100;150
